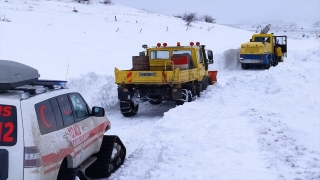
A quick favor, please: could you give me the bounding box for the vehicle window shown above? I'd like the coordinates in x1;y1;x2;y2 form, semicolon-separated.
254;37;264;42
172;50;192;56
265;37;270;43
150;50;169;59
35;100;58;135
197;50;203;63
56;94;74;126
69;93;89;121
0;105;17;146
254;37;269;42
275;36;286;45
49;98;64;129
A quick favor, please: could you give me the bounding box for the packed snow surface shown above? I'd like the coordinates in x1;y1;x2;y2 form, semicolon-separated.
0;1;319;180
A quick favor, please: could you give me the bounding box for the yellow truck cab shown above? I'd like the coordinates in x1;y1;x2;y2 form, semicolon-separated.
114;42;217;117
239;24;287;69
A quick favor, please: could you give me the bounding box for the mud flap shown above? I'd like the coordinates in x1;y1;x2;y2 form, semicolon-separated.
172;88;182;100
202;76;209;90
117;87;133;100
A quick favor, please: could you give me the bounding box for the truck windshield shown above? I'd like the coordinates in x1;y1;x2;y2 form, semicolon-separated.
254;37;270;43
0;105;17;146
150;50;169;59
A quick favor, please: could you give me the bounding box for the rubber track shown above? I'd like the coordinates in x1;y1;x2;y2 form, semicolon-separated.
85;135;126;178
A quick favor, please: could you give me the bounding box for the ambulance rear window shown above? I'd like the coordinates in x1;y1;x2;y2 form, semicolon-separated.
35;100;58;135
0;105;17;146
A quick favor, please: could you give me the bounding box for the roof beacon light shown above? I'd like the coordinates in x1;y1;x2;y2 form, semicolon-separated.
157;43;161;47
196;42;200;46
190;42;194;46
163;43;167;47
177;42;181;46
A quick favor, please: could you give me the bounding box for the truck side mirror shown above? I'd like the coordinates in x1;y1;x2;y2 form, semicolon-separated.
208;59;214;64
207;50;213;61
250;39;252;42
92;107;105;117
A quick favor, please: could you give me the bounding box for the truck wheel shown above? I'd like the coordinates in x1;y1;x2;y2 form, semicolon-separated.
175;100;184;106
175;90;192;105
202;77;212;90
272;58;279;67
264;64;271;69
241;64;248;69
187;91;192;102
57;168;85;180
196;83;201;97
120;100;139;117
208;77;213;86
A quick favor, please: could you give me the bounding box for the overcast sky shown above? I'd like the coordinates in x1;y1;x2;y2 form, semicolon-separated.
113;0;320;23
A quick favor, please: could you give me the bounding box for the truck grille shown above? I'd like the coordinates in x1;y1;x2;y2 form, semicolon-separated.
244;47;260;53
0;149;9;180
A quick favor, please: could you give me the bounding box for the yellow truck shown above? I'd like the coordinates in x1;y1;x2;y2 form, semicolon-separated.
239;24;287;69
114;42;217;117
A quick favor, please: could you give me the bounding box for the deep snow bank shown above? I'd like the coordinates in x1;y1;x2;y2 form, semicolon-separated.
212;48;240;71
67;72;119;111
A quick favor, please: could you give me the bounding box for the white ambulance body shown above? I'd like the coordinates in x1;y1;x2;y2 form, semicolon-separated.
0;60;126;180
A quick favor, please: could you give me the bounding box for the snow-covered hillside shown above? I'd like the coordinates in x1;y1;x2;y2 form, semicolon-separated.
1;1;319;180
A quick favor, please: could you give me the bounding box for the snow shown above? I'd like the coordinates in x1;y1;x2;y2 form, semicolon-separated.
1;1;319;180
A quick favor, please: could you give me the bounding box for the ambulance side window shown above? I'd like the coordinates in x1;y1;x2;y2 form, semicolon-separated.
35;100;58;135
49;98;64;130
56;94;75;127
69;93;89;121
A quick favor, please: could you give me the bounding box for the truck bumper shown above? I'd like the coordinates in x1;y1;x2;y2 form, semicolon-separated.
239;59;263;63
